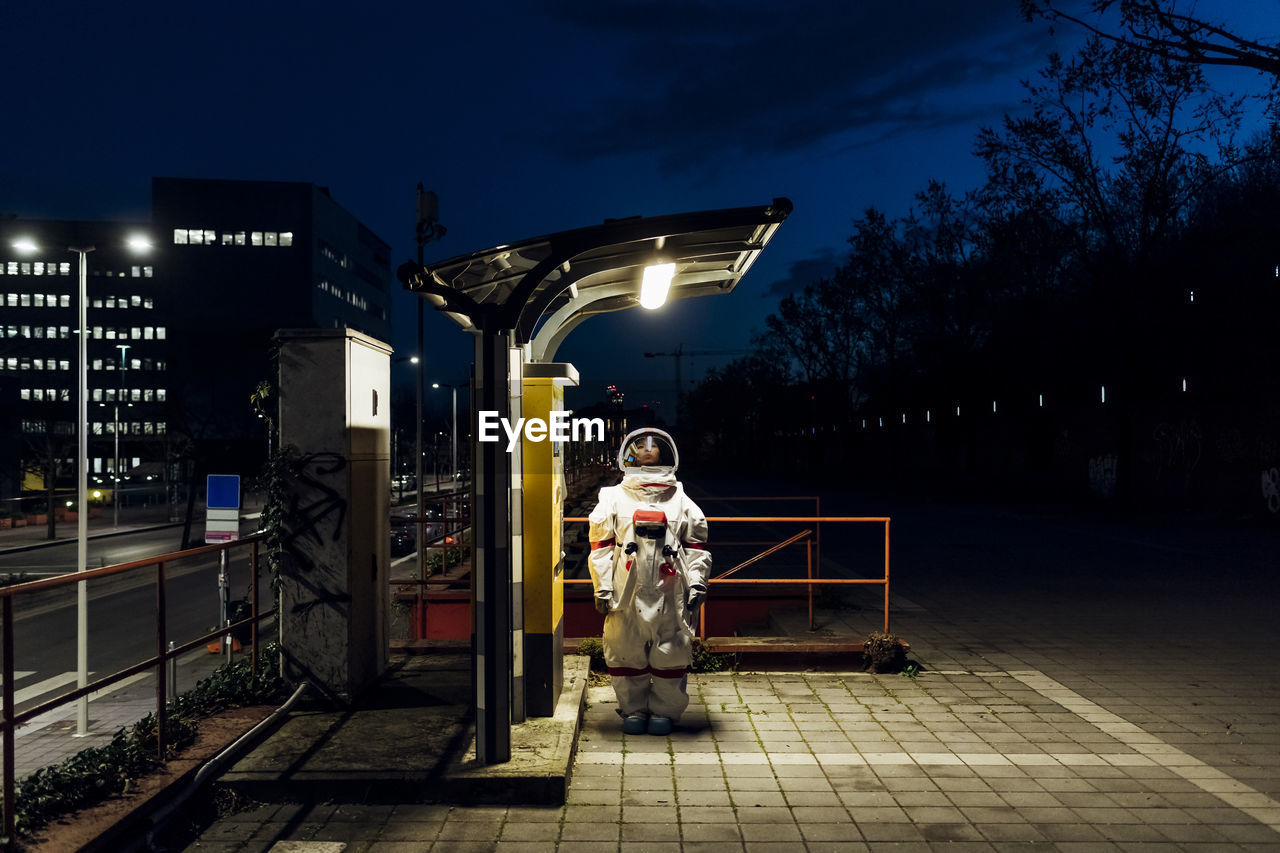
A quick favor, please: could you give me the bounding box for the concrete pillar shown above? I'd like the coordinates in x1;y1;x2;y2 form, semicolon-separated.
521;363;576;716
276;328;391;703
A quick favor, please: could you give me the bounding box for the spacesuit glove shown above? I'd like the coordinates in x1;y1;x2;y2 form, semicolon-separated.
594;596;612;616
685;585;706;610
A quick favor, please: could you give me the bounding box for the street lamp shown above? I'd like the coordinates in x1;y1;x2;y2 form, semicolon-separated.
431;381;466;485
11;233;150;737
113;344;131;527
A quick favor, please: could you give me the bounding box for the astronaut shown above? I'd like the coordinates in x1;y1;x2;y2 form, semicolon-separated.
588;428;710;735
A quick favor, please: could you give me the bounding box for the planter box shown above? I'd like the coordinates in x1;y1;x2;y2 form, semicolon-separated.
0;518;11;530
26;514;47;525
11;517;26;528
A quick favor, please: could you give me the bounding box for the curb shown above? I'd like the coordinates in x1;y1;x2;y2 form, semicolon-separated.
0;522;185;556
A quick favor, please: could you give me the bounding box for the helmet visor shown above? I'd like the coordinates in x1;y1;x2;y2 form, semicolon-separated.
620;431;676;468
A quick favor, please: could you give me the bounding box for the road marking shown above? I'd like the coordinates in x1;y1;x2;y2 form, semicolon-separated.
0;671;36;686
14;671;81;705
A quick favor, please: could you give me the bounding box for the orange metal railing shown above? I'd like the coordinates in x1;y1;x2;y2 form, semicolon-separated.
0;536;272;844
563;515;891;636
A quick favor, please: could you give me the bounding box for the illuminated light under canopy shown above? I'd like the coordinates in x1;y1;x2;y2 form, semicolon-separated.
639;262;675;310
12;238;38;254
127;234;153;252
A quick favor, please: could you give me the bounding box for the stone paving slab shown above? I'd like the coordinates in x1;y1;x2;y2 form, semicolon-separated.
183;666;1280;851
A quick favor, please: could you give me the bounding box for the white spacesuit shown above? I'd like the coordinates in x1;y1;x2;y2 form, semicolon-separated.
588;428;710;735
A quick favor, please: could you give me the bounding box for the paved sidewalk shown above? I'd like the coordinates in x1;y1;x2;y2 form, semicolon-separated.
178;498;1280;851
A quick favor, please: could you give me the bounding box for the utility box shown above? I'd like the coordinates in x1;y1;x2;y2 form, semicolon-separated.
276;328;392;703
521;362;576;716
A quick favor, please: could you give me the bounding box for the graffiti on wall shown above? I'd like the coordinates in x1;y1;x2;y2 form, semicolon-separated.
1088;454;1117;499
1263;468;1280;515
283;451;352;615
1151;419;1202;480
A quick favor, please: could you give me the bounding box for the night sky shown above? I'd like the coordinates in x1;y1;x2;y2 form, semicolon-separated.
3;1;1272;422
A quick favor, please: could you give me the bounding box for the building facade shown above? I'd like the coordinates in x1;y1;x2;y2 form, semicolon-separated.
0;178;394;506
0;220;167;507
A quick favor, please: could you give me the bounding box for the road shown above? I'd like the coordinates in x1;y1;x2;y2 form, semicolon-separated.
0;525;266;722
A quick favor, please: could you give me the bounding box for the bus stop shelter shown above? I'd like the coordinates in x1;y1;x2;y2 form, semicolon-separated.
397;198;792;763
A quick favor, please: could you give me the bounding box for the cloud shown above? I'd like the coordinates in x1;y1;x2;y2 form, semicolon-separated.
545;1;1057;170
763;247;843;298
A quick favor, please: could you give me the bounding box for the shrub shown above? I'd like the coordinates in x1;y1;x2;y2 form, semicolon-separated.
862;632;907;673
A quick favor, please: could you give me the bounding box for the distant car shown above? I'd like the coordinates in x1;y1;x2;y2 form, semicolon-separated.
390;525;414;556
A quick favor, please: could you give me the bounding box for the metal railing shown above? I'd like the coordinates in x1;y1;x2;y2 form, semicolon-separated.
564;515;892;636
0;535;273;845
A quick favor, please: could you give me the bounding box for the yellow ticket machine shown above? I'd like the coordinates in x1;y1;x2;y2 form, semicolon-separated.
521;362;577;716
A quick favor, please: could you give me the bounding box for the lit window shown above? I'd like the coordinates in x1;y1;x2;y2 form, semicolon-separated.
21;325;30;337
94;458;102;473
59;262;70;275
157;327;166;340
144;389;154;402
131;266;141;278
157;421;166;434
32;389;43;401
20;294;30;307
265;231;278;246
106;296;115;309
143;298;153;309
33;359;43;370
131;389;141;402
5;263;14;275
93;388;102;401
131;295;142;307
5;294;14;307
34;262;45;276
92;359;102;370
144;422;155;435
92;297;102;308
251;232;263;246
4;358;13;370
188;229;203;245
34;294;44;307
59;389;69;401
60;295;70;308
132;456;140;467
144;326;154;340
5;326;15;337
20;389;29;400
222;233;234;246
280;231;293;247
59;326;69;338
32;326;43;339
60;360;69;371
20;263;30;275
204;230;216;244
143;266;152;278
105;328;115;340
234;232;246;246
130;358;139;370
157;389;166;401
132;327;141;339
93;422;103;435
173;229;188;244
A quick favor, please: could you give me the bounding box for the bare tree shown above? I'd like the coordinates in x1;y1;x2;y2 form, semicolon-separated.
1022;0;1280;78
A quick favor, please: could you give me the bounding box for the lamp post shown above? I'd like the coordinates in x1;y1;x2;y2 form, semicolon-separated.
432;382;465;484
113;343;130;527
12;233;150;737
394;354;422;574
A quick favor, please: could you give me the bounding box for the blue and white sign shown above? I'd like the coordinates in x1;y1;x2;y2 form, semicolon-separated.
205;474;242;543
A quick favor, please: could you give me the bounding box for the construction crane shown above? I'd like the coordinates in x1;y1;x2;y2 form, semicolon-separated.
643;344;752;425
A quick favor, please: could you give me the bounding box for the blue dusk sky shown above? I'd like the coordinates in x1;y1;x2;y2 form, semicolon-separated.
2;1;1274;420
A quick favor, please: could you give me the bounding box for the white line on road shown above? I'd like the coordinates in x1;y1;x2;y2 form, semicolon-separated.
14;671;81;705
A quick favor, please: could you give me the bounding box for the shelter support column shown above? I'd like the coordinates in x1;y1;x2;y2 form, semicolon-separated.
473;325;513;763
